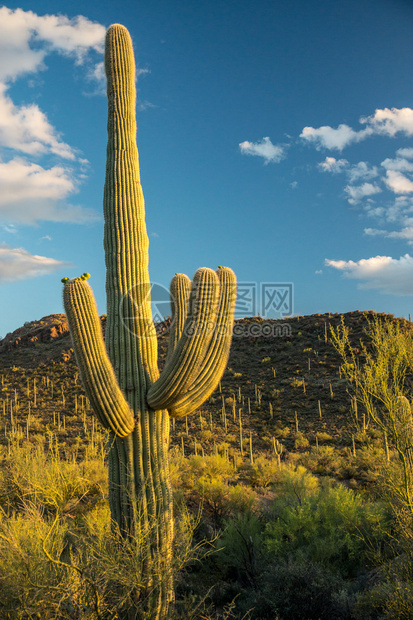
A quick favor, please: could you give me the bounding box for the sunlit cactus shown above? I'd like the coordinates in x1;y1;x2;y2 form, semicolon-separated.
62;23;236;618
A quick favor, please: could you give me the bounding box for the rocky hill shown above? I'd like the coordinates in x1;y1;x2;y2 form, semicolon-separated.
0;310;410;457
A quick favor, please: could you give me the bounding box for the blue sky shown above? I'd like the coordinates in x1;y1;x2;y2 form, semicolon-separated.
1;0;413;336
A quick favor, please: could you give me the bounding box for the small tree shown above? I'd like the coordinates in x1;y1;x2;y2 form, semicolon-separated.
330;314;413;515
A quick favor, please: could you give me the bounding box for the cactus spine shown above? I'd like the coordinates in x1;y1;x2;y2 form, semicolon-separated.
63;24;236;619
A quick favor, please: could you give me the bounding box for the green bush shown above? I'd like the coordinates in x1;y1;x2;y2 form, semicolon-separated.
247;454;281;488
217;512;264;589
353;573;413;619
0;434;199;618
251;558;354;620
265;466;388;578
0;438;106;516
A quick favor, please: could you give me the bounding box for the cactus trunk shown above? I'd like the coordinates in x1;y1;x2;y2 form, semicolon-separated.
63;23;236;619
103;26;173;611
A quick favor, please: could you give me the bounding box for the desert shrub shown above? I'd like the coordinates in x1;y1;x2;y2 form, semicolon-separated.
199;429;213;442
294;431;310;449
0;439;106;516
194;475;257;524
199;454;236;481
227;484;258;515
274;425;290;440
196;476;229;519
249;557;354;620
353;569;413;619
298;445;346;477
273;464;318;499
331;314;413;514
270;388;282;399
247;454;281;488
316;431;333;443
0;440;201;619
216;512;264;589
265;466;389;578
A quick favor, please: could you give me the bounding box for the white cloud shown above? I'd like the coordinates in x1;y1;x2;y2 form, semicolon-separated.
347;161;379;183
381;157;413;172
0;243;69;283
364;228;387;236
325;254;413;295
300;124;372;151
0;158;98;224
381;199;406;223
361;107;413;138
302;107;413;153
365;205;386;218
0;7;106;226
364;216;413;246
84;60;106;95
387;227;413;241
0;83;74;159
318;156;348;173
397;147;413;159
306;109;413;246
344;182;382;204
318;157;379;185
239;137;285;164
0;7;105;82
384;170;413;194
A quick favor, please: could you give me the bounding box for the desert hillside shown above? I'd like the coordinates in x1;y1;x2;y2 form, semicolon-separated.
1;309;408;457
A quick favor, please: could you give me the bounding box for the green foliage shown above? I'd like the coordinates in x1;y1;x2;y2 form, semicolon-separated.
316;431;333;443
247;454;281;488
252;558;354;620
293;431;309;449
331;313;413;518
353;555;413;620
0;438;106;516
227;485;258;514
0;434;200;619
264;465;388;578
217;512;264;588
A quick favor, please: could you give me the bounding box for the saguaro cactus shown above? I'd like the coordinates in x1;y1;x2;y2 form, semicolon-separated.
62;24;236;618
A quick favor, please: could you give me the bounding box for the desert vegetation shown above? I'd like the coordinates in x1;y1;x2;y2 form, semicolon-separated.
1;310;413;618
1;19;412;620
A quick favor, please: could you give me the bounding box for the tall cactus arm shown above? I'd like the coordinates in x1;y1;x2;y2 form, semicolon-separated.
147;268;219;410
166;273;191;362
104;23;159;388
63;276;135;437
168;266;237;418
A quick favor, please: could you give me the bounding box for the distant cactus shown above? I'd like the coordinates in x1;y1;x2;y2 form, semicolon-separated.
62;24;236;618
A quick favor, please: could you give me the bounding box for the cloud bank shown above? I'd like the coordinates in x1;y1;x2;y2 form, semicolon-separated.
301;107;413;151
325;254;413;295
0;7;105;225
0;244;69;283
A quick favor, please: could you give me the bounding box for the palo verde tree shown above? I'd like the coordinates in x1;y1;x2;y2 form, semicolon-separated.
331;314;413;516
62;24;236;619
